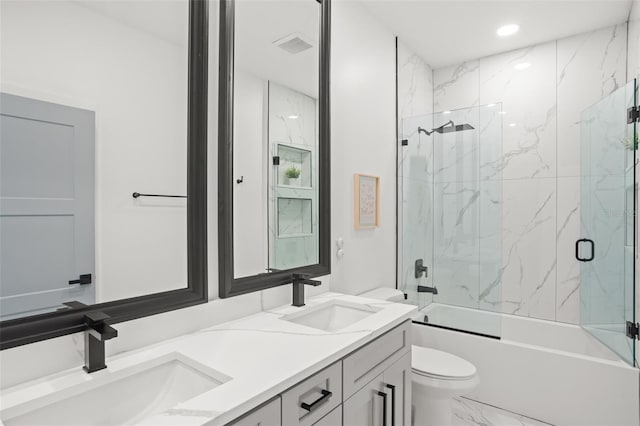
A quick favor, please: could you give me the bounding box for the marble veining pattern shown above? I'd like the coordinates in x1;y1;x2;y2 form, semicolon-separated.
397;40;434;308
479;42;557;180
452;398;553;426
0;293;417;426
426;22;634;324
555;177;581;324
557;23;627;179
501;178;557;320
434;61;480;111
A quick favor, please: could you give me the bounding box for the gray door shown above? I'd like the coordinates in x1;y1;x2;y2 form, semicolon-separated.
1;93;95;320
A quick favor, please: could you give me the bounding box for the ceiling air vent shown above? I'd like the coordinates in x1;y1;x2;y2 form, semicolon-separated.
273;33;313;55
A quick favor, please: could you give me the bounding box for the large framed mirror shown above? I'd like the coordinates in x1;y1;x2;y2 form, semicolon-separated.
0;0;208;349
218;0;330;298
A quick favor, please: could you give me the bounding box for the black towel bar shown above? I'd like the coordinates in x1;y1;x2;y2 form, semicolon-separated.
132;192;187;199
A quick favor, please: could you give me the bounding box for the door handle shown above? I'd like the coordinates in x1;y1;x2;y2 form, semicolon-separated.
575;239;595;262
69;274;92;285
300;389;332;412
377;391;388;426
385;384;396;426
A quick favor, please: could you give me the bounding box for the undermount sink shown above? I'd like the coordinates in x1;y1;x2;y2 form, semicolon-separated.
281;300;382;332
1;353;231;426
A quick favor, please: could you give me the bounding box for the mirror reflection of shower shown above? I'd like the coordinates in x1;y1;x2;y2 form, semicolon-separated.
400;104;503;338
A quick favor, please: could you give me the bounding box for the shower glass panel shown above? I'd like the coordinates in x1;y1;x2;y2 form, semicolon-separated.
580;78;637;366
400;104;503;338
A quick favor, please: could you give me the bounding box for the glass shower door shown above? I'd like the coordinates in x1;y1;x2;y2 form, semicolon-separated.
399;104;503;338
580;78;637;366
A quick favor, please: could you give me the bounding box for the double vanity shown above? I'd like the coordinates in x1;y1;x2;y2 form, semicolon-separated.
0;293;416;425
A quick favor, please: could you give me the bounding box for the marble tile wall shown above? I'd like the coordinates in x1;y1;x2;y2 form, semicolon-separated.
397;40;434;308
268;82;318;271
430;24;628;323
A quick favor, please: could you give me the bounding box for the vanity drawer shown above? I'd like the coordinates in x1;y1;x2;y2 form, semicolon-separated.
282;361;342;426
227;396;281;426
312;405;341;426
342;320;411;399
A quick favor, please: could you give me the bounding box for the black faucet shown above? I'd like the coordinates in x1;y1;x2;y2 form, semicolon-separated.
292;273;321;307
83;311;118;373
417;285;438;295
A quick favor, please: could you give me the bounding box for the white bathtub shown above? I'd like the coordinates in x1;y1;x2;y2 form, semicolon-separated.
412;304;639;426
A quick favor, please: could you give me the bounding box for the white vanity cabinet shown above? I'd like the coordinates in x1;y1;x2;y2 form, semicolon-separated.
343;353;412;426
226;320;412;426
228;397;282;426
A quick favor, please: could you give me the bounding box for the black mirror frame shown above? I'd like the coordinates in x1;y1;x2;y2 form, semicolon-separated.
0;0;209;350
218;0;331;298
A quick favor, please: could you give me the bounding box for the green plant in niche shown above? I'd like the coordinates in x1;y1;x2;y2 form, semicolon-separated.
285;166;301;179
621;134;639;151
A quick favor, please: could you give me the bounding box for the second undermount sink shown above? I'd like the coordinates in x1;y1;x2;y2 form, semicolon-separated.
1;352;231;426
281;300;382;332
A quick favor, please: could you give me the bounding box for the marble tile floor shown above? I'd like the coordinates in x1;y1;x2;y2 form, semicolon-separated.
451;397;553;426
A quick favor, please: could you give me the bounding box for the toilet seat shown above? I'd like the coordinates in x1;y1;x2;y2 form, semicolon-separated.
411;345;477;381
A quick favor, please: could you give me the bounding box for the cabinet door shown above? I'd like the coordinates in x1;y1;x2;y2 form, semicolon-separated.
382;352;412;426
228;397;281;426
312;405;342;426
343;374;387;426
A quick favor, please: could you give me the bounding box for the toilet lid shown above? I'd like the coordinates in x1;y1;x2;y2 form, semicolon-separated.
411;345;477;380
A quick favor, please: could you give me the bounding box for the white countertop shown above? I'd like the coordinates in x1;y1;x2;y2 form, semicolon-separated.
0;292;416;425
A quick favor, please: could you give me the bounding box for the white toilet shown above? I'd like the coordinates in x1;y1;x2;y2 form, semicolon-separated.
359;288;479;426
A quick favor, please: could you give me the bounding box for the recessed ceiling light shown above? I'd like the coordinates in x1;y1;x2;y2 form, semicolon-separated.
288;115;299;119
487;103;496;107
509;123;517;127
514;62;531;70
497;24;519;37
499;111;507;115
443;110;452;114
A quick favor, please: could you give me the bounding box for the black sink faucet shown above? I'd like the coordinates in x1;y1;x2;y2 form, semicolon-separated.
292;273;321;307
83;312;118;373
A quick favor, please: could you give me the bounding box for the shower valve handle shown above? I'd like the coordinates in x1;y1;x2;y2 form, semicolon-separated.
414;259;428;278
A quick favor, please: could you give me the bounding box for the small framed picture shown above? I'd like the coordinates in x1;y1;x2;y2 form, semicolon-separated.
354;174;380;229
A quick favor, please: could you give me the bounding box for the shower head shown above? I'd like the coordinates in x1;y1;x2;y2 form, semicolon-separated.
418;120;475;136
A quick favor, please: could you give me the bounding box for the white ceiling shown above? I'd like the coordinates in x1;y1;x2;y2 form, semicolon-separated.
360;0;634;69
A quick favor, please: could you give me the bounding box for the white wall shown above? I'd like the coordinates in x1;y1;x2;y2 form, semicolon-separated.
1;0;400;388
233;70;268;277
329;0;397;296
1;0;189;303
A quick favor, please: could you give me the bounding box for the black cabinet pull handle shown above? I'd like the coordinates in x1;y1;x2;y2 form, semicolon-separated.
300;389;332;412
575;238;595;262
385;384;396;426
69;274;92;285
377;391;388;426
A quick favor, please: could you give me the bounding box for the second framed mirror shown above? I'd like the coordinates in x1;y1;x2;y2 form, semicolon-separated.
219;0;330;298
